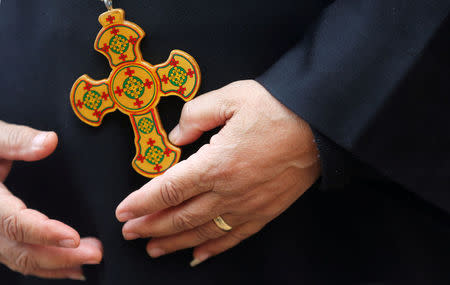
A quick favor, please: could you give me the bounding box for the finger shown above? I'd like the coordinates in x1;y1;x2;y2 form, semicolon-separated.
116;146;218;222
0;159;12;182
190;222;263;267
0;120;58;162
168;87;236;146
31;266;85;281
27;237;103;269
145;214;243;258
122;193;223;239
0;185;80;248
0;237;103;273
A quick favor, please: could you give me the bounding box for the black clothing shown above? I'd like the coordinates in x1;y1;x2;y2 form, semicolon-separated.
258;0;450;213
1;0;449;284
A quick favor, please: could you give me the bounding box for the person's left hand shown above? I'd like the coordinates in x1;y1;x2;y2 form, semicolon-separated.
115;80;321;266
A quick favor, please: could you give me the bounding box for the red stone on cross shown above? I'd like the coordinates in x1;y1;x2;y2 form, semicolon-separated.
93;109;102;118
102;92;109;100
136;154;145;163
106;15;115;24
119;54;128;61
161;75;169;84
102;44;110;53
111;27;120;35
128;36;138;45
134;98;144;108
84;82;93;91
187;69;195;78
144;79;153;89
177;86;186;95
169;59;179;67
115;86;124;96
164;148;172;156
125;68;135;77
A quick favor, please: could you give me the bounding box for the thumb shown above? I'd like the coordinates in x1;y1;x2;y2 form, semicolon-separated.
169;89;235;146
0;121;58;161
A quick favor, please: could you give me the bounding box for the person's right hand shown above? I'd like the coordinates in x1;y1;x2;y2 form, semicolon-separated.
0;121;103;280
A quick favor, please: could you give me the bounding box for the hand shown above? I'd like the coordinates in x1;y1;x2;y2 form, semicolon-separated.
116;80;320;266
0;121;103;280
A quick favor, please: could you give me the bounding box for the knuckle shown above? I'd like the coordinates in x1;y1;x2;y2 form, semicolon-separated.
190;150;221;188
258;206;277;220
0;251;6;265
159;180;184;207
1;214;23;242
5;128;21;152
181;101;195;121
214;160;234;183
228;230;252;242
209;134;221;146
14;251;38;275
218;97;236;120
196;165;215;191
172;210;196;232
195;224;222;241
225;81;241;91
5;125;30;150
180;101;204;133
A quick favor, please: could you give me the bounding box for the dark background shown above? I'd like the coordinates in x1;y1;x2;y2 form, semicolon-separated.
0;0;449;284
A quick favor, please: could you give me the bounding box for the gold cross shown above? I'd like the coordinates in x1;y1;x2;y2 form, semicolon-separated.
70;9;201;178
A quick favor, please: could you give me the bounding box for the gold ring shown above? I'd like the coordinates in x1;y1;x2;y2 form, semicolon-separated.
213;216;232;232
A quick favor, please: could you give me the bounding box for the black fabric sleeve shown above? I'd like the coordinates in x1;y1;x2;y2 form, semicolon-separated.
310;128;386;191
311;128;352;190
256;0;450;208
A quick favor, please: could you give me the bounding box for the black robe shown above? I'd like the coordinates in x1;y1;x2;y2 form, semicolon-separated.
1;0;449;284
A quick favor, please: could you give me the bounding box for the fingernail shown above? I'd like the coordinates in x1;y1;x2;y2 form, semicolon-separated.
69;273;86;281
148;248;165;258
117;211;134;222
123;232;140;240
31;132;50;150
59;239;77;248
190;254;210;267
84;259;101;265
168;125;180;143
